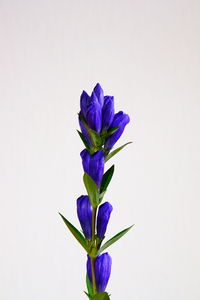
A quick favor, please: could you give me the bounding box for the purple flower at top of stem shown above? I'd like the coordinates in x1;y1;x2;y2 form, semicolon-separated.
80;84;104;133
87;253;112;293
93;83;104;108
79;83;130;150
104;111;130;150
80;149;104;187
77;195;92;240
97;202;113;239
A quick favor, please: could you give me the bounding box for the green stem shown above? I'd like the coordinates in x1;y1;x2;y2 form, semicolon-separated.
91;257;97;296
91;207;97;295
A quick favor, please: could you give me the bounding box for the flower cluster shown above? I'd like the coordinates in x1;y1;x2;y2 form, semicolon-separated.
59;83;131;300
79;83;130;152
77;84;130;296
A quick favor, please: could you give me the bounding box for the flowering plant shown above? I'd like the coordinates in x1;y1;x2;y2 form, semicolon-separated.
59;83;133;300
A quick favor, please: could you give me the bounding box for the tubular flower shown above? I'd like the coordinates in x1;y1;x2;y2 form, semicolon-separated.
80;149;104;187
87;253;112;293
102;96;114;131
86;91;102;133
80;90;90;118
105;111;130;150
93;83;104;108
97;202;113;239
77;195;92;239
79;83;104;133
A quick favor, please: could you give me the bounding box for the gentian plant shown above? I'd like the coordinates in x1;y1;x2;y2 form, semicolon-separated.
59;83;133;300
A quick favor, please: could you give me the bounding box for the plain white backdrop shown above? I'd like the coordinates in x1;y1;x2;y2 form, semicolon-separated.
0;0;200;299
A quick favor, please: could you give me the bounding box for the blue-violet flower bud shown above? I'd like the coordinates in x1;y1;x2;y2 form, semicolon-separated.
80;85;103;133
80;90;90;118
77;195;92;240
86;91;102;133
93;83;104;108
87;253;112;292
97;202;113;238
80;149;104;187
104;111;130;150
102;96;114;131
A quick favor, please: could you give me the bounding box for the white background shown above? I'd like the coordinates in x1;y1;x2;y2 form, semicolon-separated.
0;1;200;299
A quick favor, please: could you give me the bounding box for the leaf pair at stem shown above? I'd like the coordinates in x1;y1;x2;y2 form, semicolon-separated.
59;212;133;256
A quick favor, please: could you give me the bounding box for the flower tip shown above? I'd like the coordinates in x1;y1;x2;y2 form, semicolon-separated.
81;90;89;98
104;251;111;258
90;90;98;101
94;82;102;90
104;201;113;212
80;148;87;158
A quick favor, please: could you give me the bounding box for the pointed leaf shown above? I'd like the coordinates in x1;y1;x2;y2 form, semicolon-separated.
99;190;107;204
80;116;102;148
83;173;100;208
100;165;114;194
84;291;90;299
59;213;88;252
105;142;132;162
106;126;120;136
92;292;110;300
98;225;134;254
77;130;90;150
86;273;93;298
87;127;103;148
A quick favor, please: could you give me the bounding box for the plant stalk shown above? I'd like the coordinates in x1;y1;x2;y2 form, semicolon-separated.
91;207;97;295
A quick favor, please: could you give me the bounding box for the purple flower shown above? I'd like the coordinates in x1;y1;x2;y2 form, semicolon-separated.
80;90;90;118
97;202;113;238
79;83;104;133
86;92;102;133
79;84;130;151
77;195;92;239
93;83;104;108
87;253;112;292
105;111;130;150
80;149;104;187
102;96;114;131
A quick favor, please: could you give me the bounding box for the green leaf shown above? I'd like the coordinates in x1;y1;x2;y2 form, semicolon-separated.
106;126;120;136
59;213;88;252
80;116;102;148
92;292;110;300
77;130;90;150
84;291;90;299
105;142;132;162
98;225;134;254
86;273;93;298
87;128;103;148
83;173;99;207
99;190;107;204
100;165;114;194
